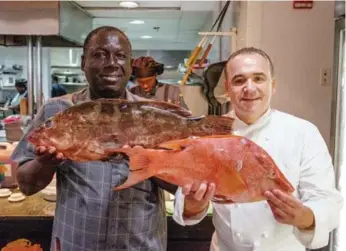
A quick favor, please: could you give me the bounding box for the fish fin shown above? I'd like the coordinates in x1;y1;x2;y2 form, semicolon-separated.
113;169;153;191
189;115;234;134
157;139;187;150
157;135;235;150
132;154;152;169
193;134;243;139
112;149;155;190
138;100;192;117
105;147;154;173
211;195;235;204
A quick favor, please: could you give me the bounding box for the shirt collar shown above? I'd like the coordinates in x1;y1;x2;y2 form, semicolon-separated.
229;107;273;132
71;86;147;105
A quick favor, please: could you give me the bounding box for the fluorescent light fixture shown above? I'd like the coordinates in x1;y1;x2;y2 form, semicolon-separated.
119;1;139;8
130;20;145;24
165;65;174;69
140;35;152;39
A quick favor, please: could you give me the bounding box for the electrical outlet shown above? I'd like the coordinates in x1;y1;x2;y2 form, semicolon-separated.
321;68;332;86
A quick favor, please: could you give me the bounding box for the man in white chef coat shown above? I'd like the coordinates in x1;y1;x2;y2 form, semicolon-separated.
173;47;343;251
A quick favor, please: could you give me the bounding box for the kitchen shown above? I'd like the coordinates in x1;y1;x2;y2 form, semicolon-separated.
0;1;345;251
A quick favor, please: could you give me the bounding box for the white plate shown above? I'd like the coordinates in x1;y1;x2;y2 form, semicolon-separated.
8;192;25;202
0;188;10;194
0;191;11;198
8;195;25;202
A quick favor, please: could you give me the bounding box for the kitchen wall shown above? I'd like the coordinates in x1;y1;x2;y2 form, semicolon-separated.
0;46;51;102
49;47;191;82
235;1;336;148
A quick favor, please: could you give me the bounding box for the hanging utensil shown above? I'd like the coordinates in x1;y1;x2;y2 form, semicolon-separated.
199;1;230;67
181;1;230;86
185;1;230;68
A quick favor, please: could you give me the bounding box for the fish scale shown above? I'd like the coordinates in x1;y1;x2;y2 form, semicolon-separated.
27;99;234;162
111;135;295;204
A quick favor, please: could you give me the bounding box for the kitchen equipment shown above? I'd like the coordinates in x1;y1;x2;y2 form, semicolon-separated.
1;74;16;88
181;1;230;86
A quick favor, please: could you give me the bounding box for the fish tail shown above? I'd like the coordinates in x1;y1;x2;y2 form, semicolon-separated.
112;150;157;191
113;168;153;191
190;115;234;134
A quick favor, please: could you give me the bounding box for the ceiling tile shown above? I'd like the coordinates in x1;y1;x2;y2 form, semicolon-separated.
71;0;217;50
75;1;183;8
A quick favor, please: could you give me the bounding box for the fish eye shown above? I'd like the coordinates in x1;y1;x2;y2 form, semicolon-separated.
44;119;53;128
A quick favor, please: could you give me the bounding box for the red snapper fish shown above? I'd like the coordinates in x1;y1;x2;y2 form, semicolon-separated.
111;135;295;203
26;99;234;162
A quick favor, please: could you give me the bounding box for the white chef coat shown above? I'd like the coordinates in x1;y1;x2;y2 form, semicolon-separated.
173;108;343;251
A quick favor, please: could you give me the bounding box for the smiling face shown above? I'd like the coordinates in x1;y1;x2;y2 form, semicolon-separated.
81;29;132;98
225;53;276;124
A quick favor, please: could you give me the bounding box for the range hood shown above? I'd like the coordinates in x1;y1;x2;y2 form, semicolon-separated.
0;1;92;47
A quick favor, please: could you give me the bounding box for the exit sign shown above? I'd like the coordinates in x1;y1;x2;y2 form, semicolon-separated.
293;1;313;9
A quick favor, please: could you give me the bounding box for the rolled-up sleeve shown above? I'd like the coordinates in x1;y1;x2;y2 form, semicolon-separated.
293;124;343;249
173;186;209;226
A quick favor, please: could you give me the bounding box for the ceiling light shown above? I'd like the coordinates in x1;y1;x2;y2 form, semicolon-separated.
140;35;152;39
130;20;145;24
119;1;139;8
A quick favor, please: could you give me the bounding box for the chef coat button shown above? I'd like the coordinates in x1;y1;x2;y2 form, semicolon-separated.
261;232;269;239
235;232;242;240
253;240;261;248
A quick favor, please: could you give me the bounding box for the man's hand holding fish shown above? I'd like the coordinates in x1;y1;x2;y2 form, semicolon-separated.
264;189;315;230
181;182;216;218
172;47;343;251
35;146;65;165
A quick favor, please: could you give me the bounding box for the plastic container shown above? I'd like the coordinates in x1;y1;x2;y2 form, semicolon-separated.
2;115;31;142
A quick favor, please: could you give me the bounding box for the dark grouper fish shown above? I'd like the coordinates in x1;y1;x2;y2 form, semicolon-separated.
27;99;234;162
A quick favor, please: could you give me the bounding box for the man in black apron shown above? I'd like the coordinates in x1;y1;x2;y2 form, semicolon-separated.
129;56;188;109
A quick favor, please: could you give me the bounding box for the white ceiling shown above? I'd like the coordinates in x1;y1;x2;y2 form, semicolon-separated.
72;1;218;50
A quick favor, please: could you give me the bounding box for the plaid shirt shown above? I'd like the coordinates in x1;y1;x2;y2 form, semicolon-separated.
11;88;167;251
